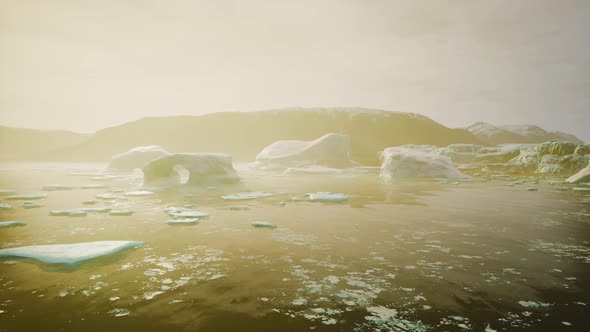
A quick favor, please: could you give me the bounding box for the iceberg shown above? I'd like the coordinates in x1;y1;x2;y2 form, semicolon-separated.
0;241;144;265
143;153;240;186
108;145;170;172
567;161;590;183
221;192;273;200
305;192;349;202
167;218;200;225
380;147;469;179
254;133;357;169
251;221;274;228
6;193;47;200
0;221;26;228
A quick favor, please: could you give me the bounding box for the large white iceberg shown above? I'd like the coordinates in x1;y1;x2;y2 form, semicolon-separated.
0;241;144;265
380;147;469;179
108;145;170;172
567;161;590;183
255;133;356;169
143;153;239;186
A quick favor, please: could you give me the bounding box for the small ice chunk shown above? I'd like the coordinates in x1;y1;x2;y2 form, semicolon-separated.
81;184;109;189
0;241;144;265
108;308;130;317
227;205;249;210
0;203;14;210
6;193;47;200
322;318;337;325
305;192;348;202
292;298;307;305
42;185;75;191
167;210;208;219
124;191;154;197
518;300;550;308
23;202;42;209
0;221;26;228
109;210;134;216
251;221;274;228
562;321;572;326
0;189;17;195
96;193;118;200
109;296;120;302
167;218;200;225
221;192;273;200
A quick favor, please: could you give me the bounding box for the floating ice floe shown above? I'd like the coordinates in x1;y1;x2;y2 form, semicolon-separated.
42;185;75;191
0;189;17;195
22;202;42;209
221;192;273;200
226;205;249;210
518;301;551;308
305;192;348;202
0;203;13;210
6;193;47;200
124;190;155;197
166;209;209;219
167;218;200;225
80;184;109;189
0;221;26;228
251;221;274;228
49;207;111;217
143;153;240;186
109;210;134;216
96;193;118;200
0;241;144;265
380;147;469;179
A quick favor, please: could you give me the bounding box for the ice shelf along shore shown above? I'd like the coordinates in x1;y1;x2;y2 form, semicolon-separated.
0;241;145;265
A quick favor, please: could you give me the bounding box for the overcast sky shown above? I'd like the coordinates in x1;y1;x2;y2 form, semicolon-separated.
1;0;589;140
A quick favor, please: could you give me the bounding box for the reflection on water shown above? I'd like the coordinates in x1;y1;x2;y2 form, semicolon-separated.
0;162;589;332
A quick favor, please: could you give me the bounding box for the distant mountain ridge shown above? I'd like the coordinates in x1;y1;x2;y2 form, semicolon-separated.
1;108;479;165
0;126;90;160
466;122;583;145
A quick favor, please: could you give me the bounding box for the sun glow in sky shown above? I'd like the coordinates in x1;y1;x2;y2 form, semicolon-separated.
1;0;589;140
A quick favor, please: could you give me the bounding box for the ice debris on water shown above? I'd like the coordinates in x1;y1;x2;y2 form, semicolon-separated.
0;221;26;228
23;202;42;209
0;203;13;210
221;192;273;200
167;218;200;225
0;189;17;195
227;205;249;210
6;193;47;200
0;241;144;265
42;185;75;191
251;221;274;228
109;210;134;216
124;190;155;197
518;300;551;308
108;308;130;317
305;192;348;202
49;207;111;216
166;209;208;219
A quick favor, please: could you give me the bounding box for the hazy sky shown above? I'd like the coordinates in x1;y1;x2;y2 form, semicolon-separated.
1;0;589;140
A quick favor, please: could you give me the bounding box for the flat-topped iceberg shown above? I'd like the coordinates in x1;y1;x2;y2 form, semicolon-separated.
380;147;469;179
305;192;349;202
6;193;47;200
108;145;170;172
143;153;240;186
0;221;26;228
255;133;357;169
0;241;144;265
567;161;590;183
221;192;273;200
